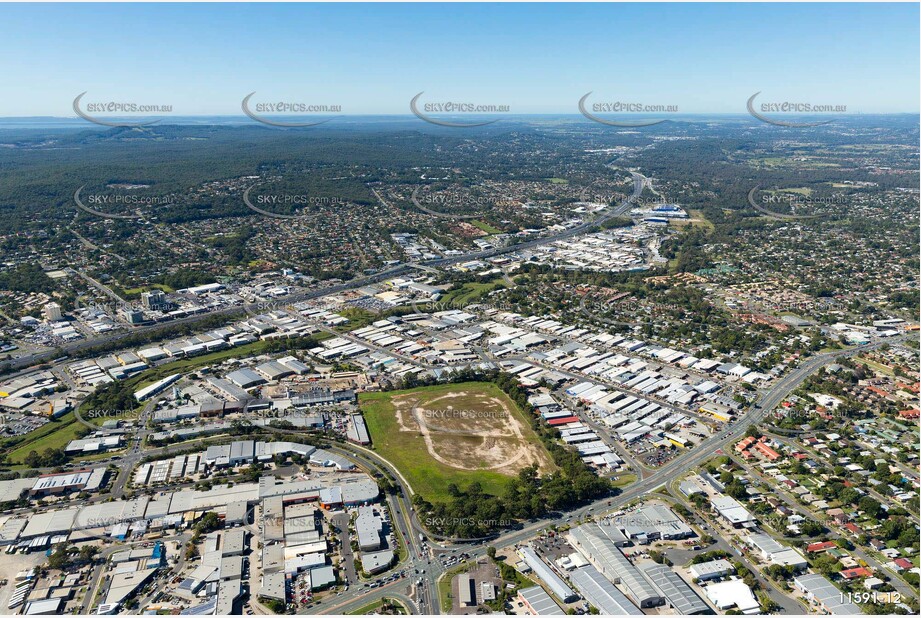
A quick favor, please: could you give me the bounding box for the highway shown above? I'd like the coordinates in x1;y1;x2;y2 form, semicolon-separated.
1;172;645;374
301;334;910;614
5;169;913;614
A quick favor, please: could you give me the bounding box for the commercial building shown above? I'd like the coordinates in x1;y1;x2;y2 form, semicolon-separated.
142;290;169;311
64;435;122;455
568;565;643;615
688;559;735;582
518;546;578;603
704;579;760;615
794;574;864;615
458;573;476;606
746;533;807;570
568;523;663;608
42;302;62;322
710;495;755;527
643;565;710;615
518;585;565;615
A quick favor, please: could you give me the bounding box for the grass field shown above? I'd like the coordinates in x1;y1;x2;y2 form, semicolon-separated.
671;209;714;232
121;283;175;296
5;413;83;465
360;382;553;502
470;219;502;235
439;279;507;308
610;473;638;489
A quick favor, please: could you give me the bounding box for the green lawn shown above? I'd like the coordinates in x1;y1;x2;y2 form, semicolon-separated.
5;413;83;465
121;283;175;296
439;279;507;308
360;382;548;502
611;473;638;489
470;220;502;235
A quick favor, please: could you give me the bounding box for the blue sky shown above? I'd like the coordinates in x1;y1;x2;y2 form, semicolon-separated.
1;2;918;116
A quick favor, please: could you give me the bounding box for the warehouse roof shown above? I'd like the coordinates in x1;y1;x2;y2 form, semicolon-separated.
568;566;643;615
643;565;709;615
518;585;565;615
794;573;864;615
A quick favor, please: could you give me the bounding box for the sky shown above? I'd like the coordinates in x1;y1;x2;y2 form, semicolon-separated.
1;2;918;117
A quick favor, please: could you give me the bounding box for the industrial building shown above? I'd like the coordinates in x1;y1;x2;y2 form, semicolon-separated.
354;506;384;551
28;468;107;496
688;559;735;582
613;504;693;542
518;585;565;615
703;579;760;614
642;565;710;614
568;565;643;615
518;546;578;603
793;573;864;615
568;523;663;608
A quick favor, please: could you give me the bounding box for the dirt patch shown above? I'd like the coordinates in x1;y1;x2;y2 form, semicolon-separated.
390;390;553;477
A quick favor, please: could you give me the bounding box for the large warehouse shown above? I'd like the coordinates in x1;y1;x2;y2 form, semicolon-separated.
518;546;578;603
643;564;710;615
568;565;643;615
568;523;664;608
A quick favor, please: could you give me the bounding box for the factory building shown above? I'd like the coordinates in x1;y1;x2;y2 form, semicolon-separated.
517;546;578;603
568;523;663;608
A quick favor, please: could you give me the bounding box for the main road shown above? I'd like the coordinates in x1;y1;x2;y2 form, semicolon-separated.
1;173;646;373
303;333;910;614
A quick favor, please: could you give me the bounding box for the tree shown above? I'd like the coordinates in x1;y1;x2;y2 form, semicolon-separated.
47;545;71;570
726;480;748;501
858;496;881;519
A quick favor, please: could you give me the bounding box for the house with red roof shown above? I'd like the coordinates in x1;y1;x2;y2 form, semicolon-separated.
865;385;891;399
736;436;757;453
753;440;781;462
806;541;837;553
840;567;872;580
843;523;864;536
893;558;913;571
